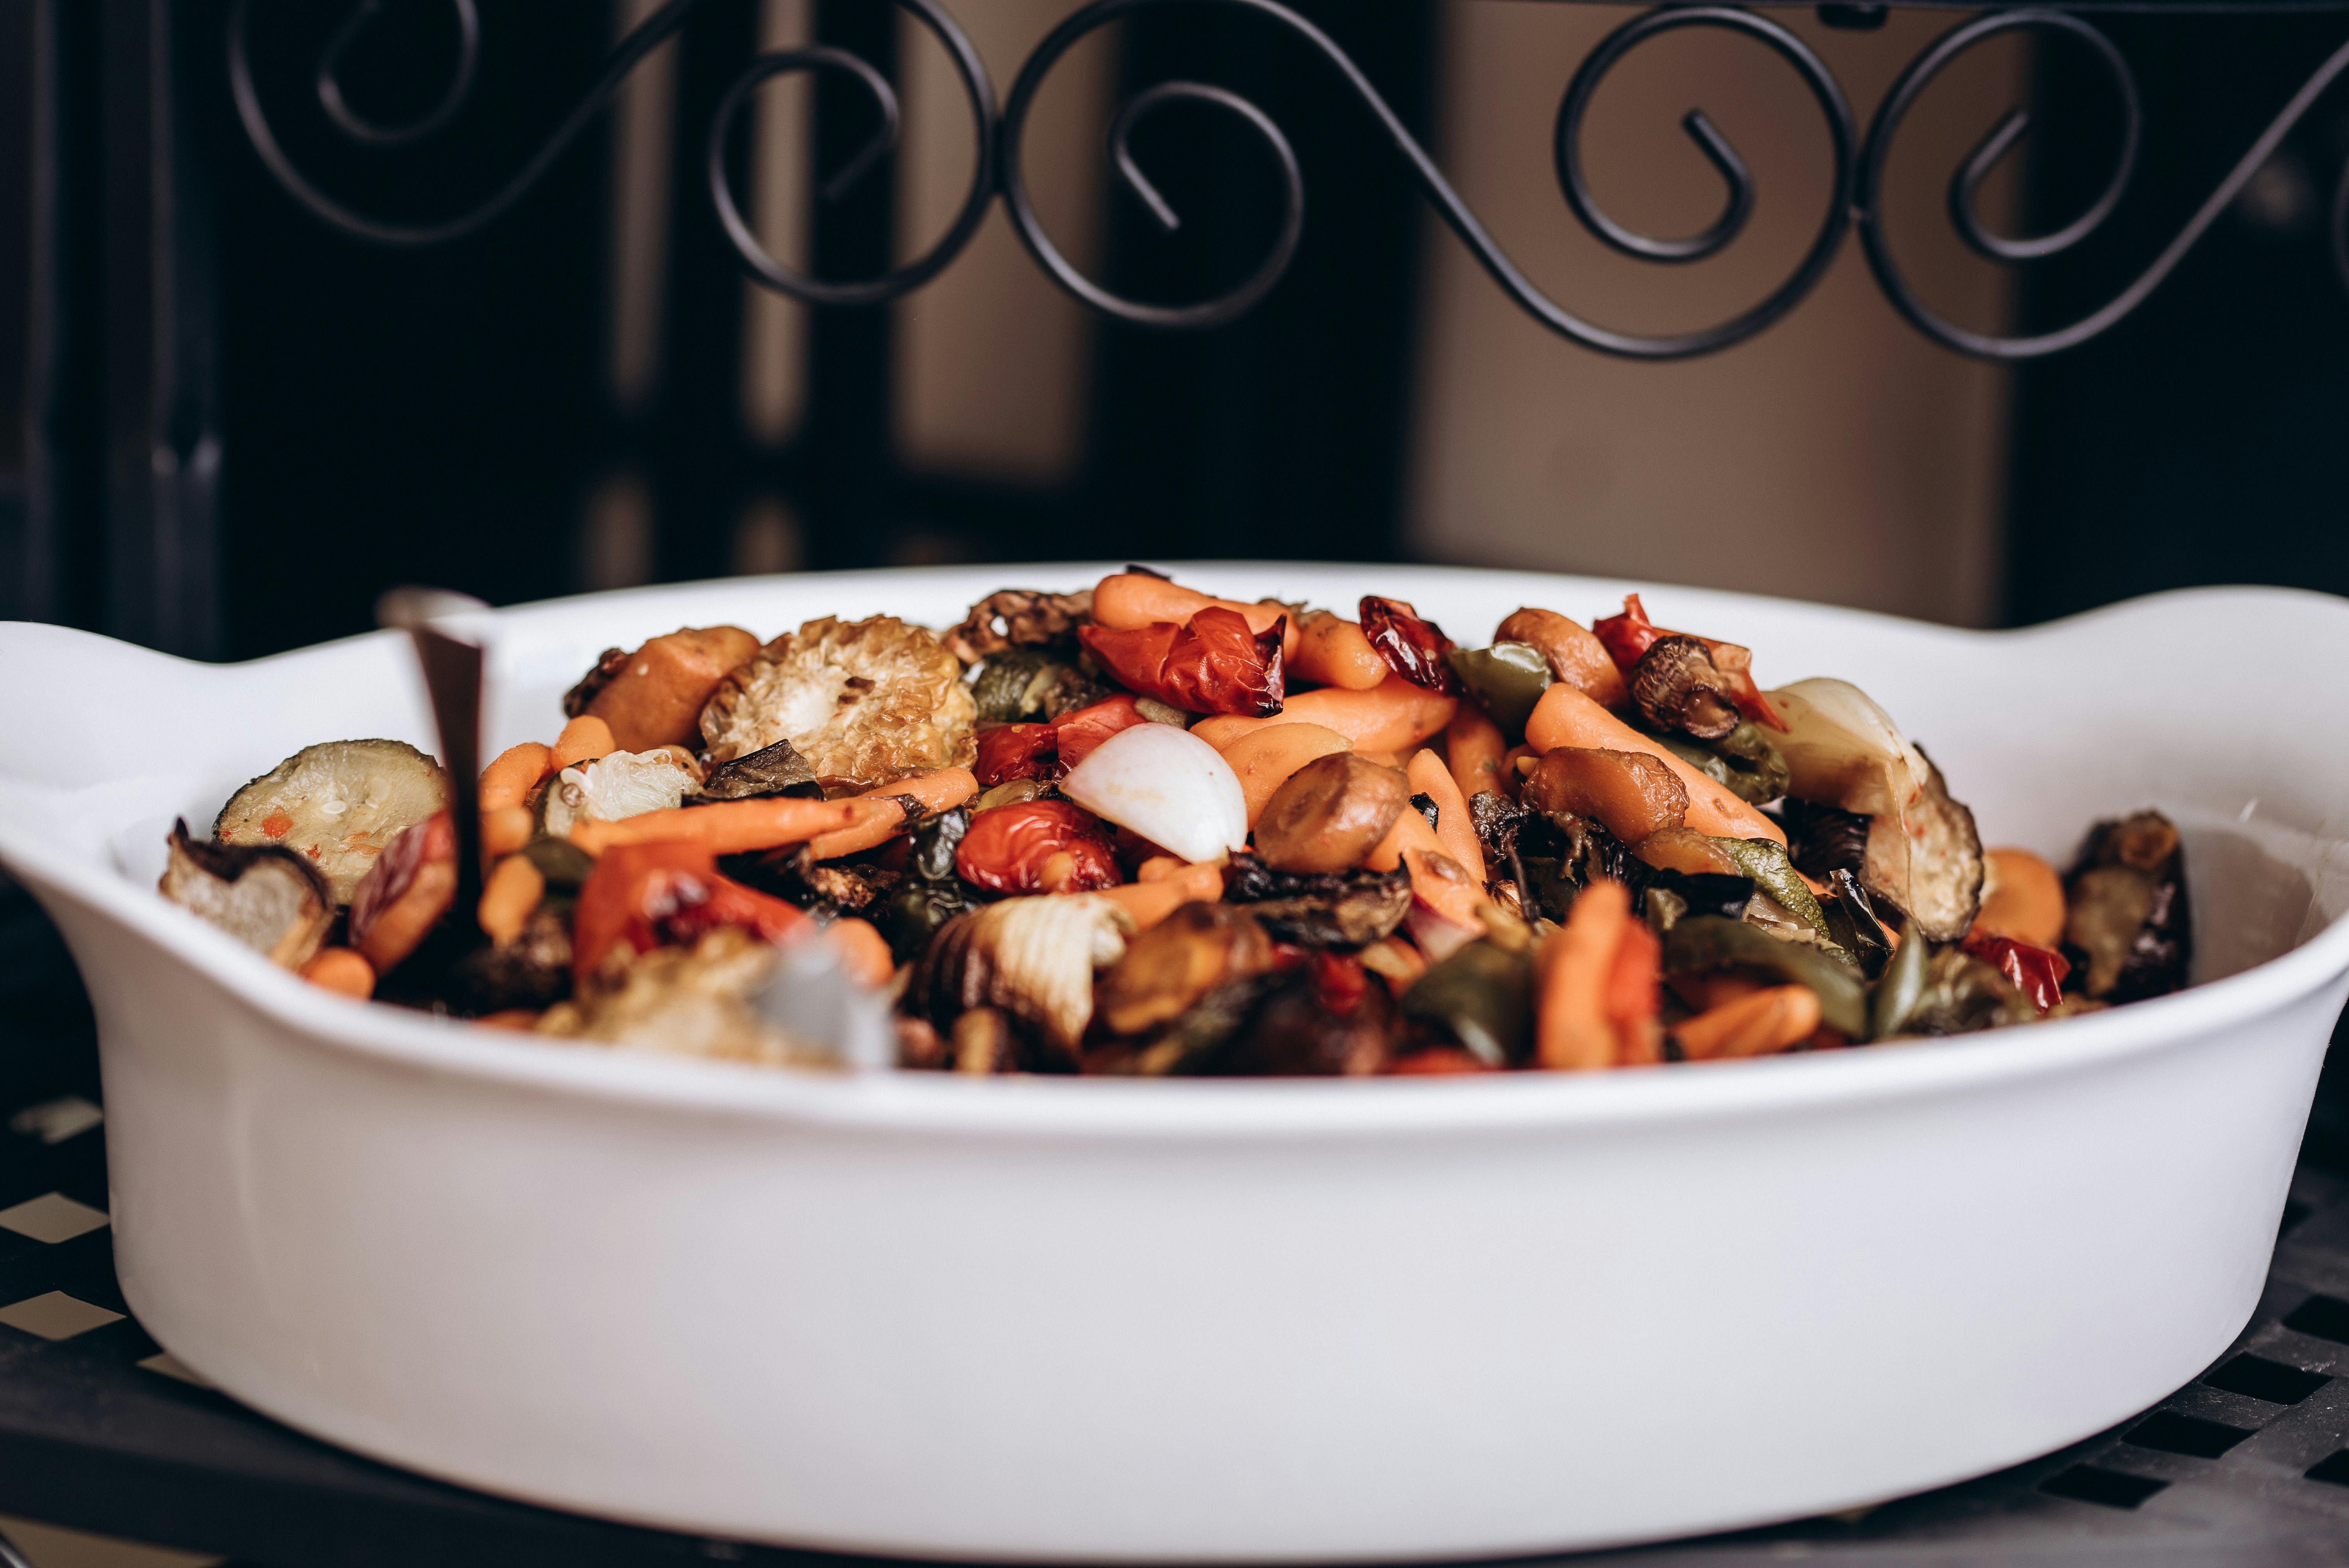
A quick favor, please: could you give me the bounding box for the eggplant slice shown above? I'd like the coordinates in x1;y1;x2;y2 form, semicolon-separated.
159;819;333;969
214;739;447;905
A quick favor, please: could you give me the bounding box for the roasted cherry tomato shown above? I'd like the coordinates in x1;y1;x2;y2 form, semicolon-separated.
1358;596;1458;693
1049;694;1153;769
973;723;1060;786
1961;931;2072;1013
572;840;809;982
1593;593;1785;730
1077;606;1285;717
954;800;1120;895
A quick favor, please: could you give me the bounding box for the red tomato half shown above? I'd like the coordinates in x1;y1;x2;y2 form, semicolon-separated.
954;800;1120;895
1077;606;1284;717
1050;695;1152;769
572;841;809;982
973;723;1059;786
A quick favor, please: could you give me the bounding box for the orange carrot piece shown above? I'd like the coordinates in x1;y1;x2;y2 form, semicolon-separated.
1536;878;1629;1071
1218;723;1355;828
824;918;896;987
1523;686;1784;844
1192;675;1457;756
1091;573;1301;658
482;805;535;859
807;767;979;860
479;741;553;812
1290;611;1390;690
1971;846;2067;950
569;795;876;857
1445;702;1508;809
1673;984;1821;1062
478;854;545;947
1606;918;1664;1066
1407;747;1487;887
1365;806;1486;934
551;715;617;771
299;946;375;1000
1098;861;1226;930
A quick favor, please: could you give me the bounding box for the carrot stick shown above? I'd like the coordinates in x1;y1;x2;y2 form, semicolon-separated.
1217;723;1353;827
1672;984;1821;1061
1091;573;1301;658
1365;806;1486;934
1192;675;1458;756
1098;861;1225;930
1406;747;1486;887
1523;686;1784;844
299;946;375;1000
478;853;545;946
482;805;536;859
1536;877;1629;1071
1289;612;1389;690
1445;702;1508;807
551;715;617;771
1607;918;1664;1066
807;767;979;860
569;795;876;857
824;918;896;987
479;741;553;812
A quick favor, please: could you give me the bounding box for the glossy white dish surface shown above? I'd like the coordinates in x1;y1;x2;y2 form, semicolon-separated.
3;564;2347;1563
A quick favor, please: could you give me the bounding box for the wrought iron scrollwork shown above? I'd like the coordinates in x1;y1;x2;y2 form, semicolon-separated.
229;0;2349;358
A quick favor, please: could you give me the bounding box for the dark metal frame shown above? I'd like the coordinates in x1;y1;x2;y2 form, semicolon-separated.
225;0;2349;361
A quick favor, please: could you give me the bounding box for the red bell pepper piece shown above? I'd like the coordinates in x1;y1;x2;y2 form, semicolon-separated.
1076;606;1285;717
1049;694;1152;769
973;723;1060;787
1358;596;1459;693
572;840;809;982
954;799;1121;895
1592;594;1786;731
1961;931;2072;1013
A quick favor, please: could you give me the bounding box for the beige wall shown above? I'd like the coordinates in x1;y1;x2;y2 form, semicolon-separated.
1410;4;2027;626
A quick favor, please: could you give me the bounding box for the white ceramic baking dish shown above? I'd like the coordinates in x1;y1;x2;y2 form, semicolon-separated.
2;565;2345;1563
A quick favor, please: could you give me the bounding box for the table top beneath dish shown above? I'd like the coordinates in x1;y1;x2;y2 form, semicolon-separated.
4;872;2348;1568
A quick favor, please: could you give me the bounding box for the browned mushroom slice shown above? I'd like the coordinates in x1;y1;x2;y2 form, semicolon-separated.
564;626;763;753
214;739;448;906
1631;636;1741;740
158;820;333;969
1096;902;1276;1035
1255;752;1410;873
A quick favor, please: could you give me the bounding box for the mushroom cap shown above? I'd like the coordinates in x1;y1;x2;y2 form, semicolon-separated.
1631;636;1740;740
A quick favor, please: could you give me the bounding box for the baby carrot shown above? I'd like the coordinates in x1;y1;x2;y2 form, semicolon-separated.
1091;573;1301;658
1406;747;1486;887
1192;675;1457;756
824;918;897;987
299;946;375;1000
1365;806;1486;935
808;767;979;860
1536;877;1629;1071
1971;846;2066;950
481;805;536;859
478;853;545;947
1445;702;1508;808
551;715;616;771
1523;685;1784;844
1608;918;1664;1066
1098;861;1226;930
479;741;553;812
1672;984;1821;1061
569;795;875;857
1217;723;1354;827
1289;611;1389;690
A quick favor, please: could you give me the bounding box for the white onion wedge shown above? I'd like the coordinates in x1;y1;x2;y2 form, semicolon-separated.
1060;723;1248;865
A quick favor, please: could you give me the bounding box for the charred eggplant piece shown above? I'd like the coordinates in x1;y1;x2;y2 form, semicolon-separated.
1821;868;1893;977
1401;939;1534;1067
728;843;901;916
1221;853;1412;948
1780;798;1871;883
214;739;447;905
944;588;1095;663
1096;902;1275;1035
158;820;333;969
447;905;574;1014
1170;965;1396;1077
698;738;823;802
2064;811;2191;1002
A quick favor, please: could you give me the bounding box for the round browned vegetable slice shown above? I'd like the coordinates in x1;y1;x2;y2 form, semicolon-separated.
1255;752;1410;874
1520;747;1688;844
214;739;447;906
700;616;977;790
569;626;761;753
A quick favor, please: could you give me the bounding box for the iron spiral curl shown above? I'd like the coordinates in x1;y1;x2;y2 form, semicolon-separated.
231;0;2349;358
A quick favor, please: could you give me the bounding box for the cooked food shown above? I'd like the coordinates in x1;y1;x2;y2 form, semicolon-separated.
700;615;977;789
214;738;446;903
164;571;2204;1077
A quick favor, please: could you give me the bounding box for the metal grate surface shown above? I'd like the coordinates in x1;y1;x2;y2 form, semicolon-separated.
4;874;2348;1568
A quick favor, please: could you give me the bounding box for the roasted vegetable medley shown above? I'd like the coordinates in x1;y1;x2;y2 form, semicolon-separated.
160;572;2193;1074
